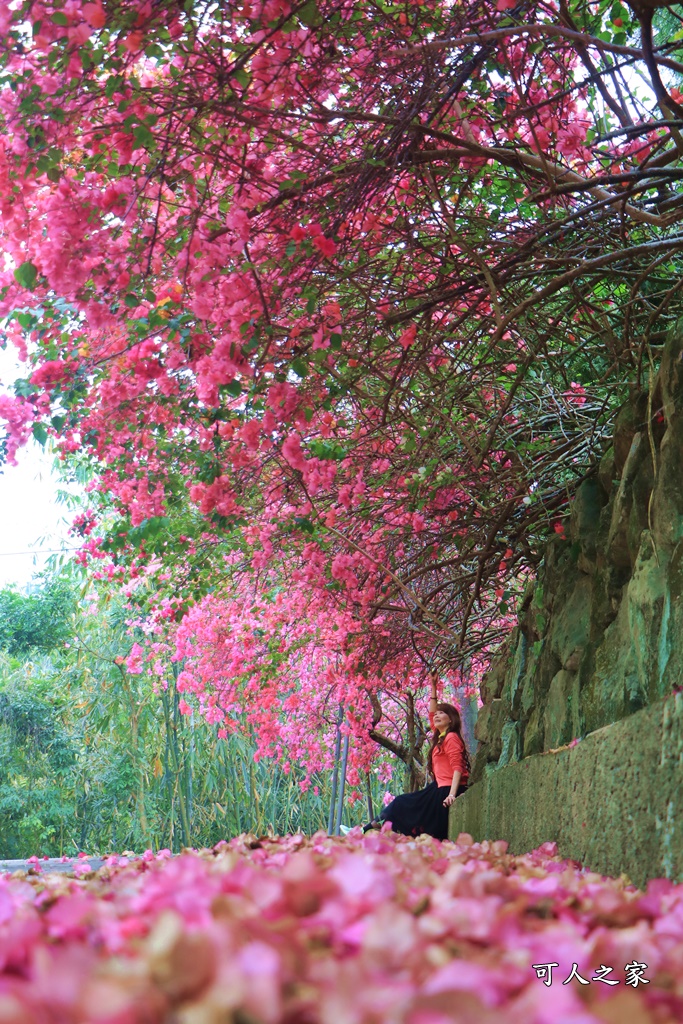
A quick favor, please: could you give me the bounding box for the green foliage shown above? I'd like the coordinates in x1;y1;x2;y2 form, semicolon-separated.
0;671;76;857
13;261;38;290
0;579;75;656
0;580;386;857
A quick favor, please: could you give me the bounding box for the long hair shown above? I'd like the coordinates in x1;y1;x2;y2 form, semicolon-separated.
427;703;471;779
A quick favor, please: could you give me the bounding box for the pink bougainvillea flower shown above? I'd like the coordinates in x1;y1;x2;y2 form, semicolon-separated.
0;835;680;1023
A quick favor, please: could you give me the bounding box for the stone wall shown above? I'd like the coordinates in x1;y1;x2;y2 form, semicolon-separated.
473;331;683;780
449;691;683;888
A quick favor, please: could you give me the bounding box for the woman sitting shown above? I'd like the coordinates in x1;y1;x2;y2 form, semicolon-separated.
364;675;470;840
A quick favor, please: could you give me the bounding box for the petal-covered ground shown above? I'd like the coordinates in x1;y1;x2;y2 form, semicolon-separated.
0;830;681;1023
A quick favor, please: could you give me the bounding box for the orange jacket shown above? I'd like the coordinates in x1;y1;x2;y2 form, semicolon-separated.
429;714;469;787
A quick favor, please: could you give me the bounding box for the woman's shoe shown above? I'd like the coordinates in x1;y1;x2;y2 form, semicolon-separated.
362;819;382;833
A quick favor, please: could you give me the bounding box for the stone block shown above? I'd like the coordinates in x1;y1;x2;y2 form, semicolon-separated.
508;631;529;720
657;579;683;707
612;392;648;476
474;699;505;761
627;534;669;707
607;432;651;569
658;329;683;413
474;701;492;743
570;477;608;559
589;560;628;639
522;706;545;758
563;648;582;672
518;672;535;722
520;578;548;642
480;637;514;703
651;412;683;551
581;594;634;735
543;670;580;749
470;741;496;783
497;721;521;767
598;449;617;494
547;575;592;669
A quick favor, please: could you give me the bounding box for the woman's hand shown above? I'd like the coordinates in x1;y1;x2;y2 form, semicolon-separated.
443;793;456;808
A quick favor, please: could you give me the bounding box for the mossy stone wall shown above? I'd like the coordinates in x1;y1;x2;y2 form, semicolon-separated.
449;691;683;888
474;331;683;782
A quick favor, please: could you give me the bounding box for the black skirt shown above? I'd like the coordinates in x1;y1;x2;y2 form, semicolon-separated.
379;780;467;841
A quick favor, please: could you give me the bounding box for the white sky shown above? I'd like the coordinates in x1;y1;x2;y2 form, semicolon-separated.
0;346;80;589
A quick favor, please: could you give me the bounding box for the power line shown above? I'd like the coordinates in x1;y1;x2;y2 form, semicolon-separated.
0;547;80;557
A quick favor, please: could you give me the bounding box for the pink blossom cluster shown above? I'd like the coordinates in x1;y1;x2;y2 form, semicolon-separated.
0;0;637;774
0;394;33;465
0;835;682;1023
167;578;484;787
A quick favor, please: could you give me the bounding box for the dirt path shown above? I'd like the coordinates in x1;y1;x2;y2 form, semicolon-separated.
0;857;106;875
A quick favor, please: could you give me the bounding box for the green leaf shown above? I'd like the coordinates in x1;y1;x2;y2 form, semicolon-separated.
32;423;48;446
132;124;155;149
299;1;322;26
139;516;168;538
330;333;342;350
104;75;125;98
14;262;38;290
242;334;261;353
309;440;345;460
51;11;69;26
14;378;37;397
232;67;251;88
291;357;309;378
124;293;139;308
224;380;242;397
